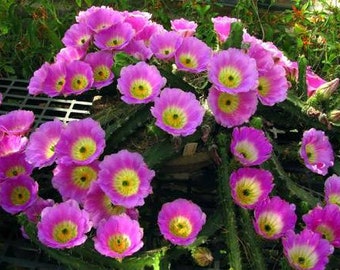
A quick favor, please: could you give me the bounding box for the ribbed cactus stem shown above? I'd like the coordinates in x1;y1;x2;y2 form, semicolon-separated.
216;133;243;270
239;208;267;270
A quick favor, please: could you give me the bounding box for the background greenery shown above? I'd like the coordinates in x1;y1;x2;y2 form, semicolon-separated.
1;0;339;80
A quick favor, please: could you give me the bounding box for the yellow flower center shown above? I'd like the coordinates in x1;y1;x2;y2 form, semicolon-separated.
160;47;174;56
169;216;192;238
55;77;65;92
328;194;340;206
71;165;98;189
258;212;283;237
130;79;152;99
235;177;261;206
52;221;78;243
6;165;26;178
218;67;242;89
217;92;240;113
106;37;125;48
103;195;126;215
108;234;131;254
235;141;258;163
162;107;187;129
71;74;89;91
289;245;318;269
305;144;317;163
179;53;198;69
257;77;271;97
316;224;335;242
94;65;111;82
45;139;58;159
71;137;97;162
113;169;140;197
77;35;91;46
10;186;31;205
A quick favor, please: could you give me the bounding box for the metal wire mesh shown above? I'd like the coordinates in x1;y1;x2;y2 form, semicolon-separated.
0;78;93;128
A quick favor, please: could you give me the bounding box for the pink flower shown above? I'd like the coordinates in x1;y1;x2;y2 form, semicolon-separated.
150;31;183;60
151;88;205;136
98;150;155;208
207;86;258;128
158;198;206;246
211;16;240;43
253;196;297;240
117;61;166;104
282;229;334;270
303;204;340;248
324;174;340;206
299;128;334;176
170;18;197;37
174;37;211;73
94;214;143;259
37;199;92;249
230;167;274;209
230;126;272;166
0;110;34;136
207;48;258;94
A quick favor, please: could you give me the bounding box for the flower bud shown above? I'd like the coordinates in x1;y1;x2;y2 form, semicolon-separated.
191;246;214;267
314;78;339;100
329;109;340;123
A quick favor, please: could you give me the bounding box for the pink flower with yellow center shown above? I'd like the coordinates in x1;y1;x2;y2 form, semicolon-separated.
150;31;183;60
63;60;94;96
37;199;92;249
84;7;124;33
303;204;340;248
94;214;144;260
230;126;273;166
117;61;166;104
62;23;93;49
55;46;86;63
98;150;155;208
52;161;100;204
207;48;258;94
84;182;138;228
207;86;258;128
253;196;297;240
324;174;340;207
122;39;153;61
175;37;211;73
299;128;334;176
282;229;334;270
55;118;106;165
151;88;205;137
25;118;64;169
84;51;114;89
43;61;67;97
94;22;135;51
0;152;33;181
256;64;289;106
230;167;274;209
158;198;206;246
0;175;38;214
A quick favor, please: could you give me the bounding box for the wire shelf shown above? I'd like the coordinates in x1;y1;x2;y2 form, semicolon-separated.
0;78;93;128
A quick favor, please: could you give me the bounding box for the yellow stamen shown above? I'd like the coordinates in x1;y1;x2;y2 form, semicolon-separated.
289;245;318;269
235;177;261;206
113;169;140;197
94;65;110;82
162;107;187;129
71;165;98;189
217;92;240;113
108;234;131;253
71;75;89;91
179;53;198;69
10;186;31;205
6;166;26;178
258;212;283;237
130;79;152;99
218;67;242;88
258;77;271;97
169;216;192;238
106;37;125;48
71;137;97;162
53;221;78;243
235;141;258;163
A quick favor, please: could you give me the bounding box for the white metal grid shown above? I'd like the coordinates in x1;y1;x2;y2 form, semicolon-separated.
0;78;93;128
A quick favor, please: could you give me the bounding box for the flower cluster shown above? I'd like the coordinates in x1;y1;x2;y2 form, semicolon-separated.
1;4;339;269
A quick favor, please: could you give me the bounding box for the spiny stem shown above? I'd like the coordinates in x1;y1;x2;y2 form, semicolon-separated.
217;132;243;270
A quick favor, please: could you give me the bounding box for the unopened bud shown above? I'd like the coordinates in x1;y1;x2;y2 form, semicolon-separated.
192;247;214;267
329;110;340;123
314;78;339;100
